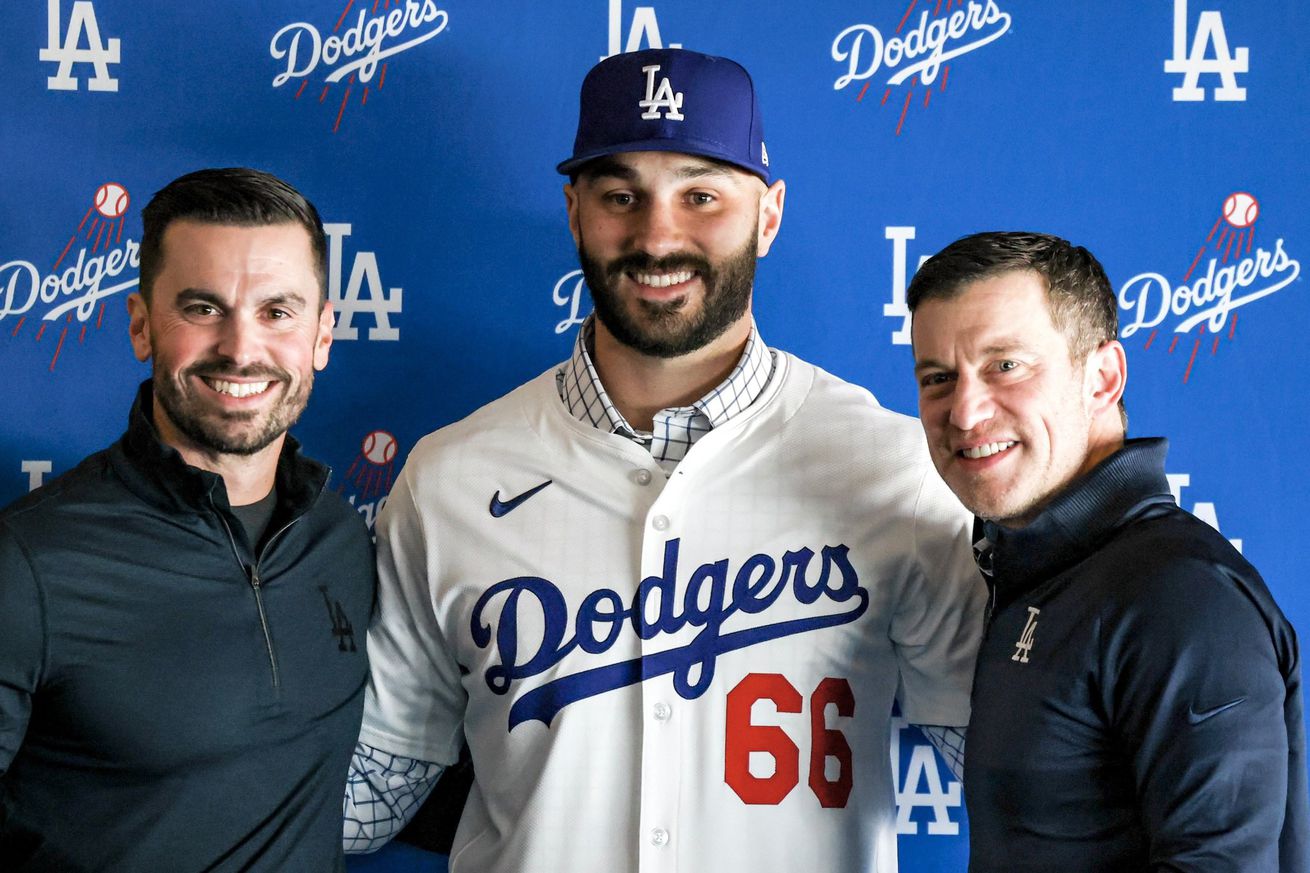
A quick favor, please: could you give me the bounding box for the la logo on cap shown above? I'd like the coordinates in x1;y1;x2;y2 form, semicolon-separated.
639;64;684;120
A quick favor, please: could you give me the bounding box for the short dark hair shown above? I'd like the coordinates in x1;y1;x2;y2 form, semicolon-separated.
906;231;1126;426
138;167;328;304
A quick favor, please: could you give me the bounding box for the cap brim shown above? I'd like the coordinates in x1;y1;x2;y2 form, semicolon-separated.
557;138;771;184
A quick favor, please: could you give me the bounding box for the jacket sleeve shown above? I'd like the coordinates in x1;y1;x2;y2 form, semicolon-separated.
0;522;44;777
1101;556;1290;872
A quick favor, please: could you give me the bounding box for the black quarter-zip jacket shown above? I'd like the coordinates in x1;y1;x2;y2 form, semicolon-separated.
965;438;1308;872
0;382;376;871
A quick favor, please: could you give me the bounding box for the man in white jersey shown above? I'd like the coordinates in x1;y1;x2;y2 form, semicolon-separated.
344;48;986;872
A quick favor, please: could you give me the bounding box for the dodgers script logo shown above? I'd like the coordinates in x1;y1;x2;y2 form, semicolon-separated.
1;181;139;371
552;269;590;335
831;0;1012;135
269;0;450;132
1118;191;1299;383
472;538;869;729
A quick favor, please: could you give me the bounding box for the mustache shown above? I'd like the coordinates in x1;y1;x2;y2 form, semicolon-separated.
605;252;713;280
183;361;290;382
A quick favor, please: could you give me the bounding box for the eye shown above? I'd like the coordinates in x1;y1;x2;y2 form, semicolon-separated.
604;191;636;208
688;191;716;206
182;303;219;318
997;360;1021;372
918;372;954;388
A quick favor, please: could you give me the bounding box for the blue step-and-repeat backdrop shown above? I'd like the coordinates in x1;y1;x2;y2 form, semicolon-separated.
2;2;1306;870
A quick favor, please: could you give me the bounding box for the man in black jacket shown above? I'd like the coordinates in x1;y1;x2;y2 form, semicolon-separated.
0;168;375;871
907;230;1308;872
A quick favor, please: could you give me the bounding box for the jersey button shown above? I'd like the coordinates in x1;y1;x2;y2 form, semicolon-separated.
653;702;671;721
651;827;669;846
652;515;670;531
631;469;653;486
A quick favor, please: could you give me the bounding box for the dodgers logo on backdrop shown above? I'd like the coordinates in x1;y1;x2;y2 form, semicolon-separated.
1117;191;1299;383
324;223;402;341
891;718;961;835
21;461;54;493
40;0;120;92
471;538;869;729
552;269;590;335
1166;472;1244;552
269;1;450;132
1165;0;1248;102
1;181;139;372
831;0;1012;135
881;226;930;345
333;429;401;532
603;0;681;61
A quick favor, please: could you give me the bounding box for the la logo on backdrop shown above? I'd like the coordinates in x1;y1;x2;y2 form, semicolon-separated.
1117;192;1299;383
41;0;121;93
831;0;1012;135
269;0;451;132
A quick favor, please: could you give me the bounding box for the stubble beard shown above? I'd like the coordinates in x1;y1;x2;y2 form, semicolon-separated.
153;361;311;457
578;226;759;358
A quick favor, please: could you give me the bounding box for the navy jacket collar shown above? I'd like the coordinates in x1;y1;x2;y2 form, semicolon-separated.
981;438;1175;605
110;380;328;518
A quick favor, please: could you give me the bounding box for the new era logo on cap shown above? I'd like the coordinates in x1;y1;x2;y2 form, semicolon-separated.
557;48;771;184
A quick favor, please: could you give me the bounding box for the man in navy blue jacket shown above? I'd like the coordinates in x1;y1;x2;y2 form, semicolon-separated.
907;230;1308;872
0;168;374;871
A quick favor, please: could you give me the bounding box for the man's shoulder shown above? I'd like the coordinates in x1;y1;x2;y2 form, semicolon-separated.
1091;504;1275;626
775;350;932;456
0;445;118;532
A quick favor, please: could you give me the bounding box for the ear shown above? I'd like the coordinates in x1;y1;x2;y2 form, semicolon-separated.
756;179;785;258
564;183;581;246
126;292;152;362
1085;339;1127;419
314;301;335;371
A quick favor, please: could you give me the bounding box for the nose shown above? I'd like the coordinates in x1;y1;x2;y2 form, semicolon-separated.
949;373;994;433
213;311;261;368
629;197;685;258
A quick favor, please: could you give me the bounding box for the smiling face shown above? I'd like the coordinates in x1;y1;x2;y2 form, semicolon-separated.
127;220;333;464
911;271;1126;527
564;151;784;358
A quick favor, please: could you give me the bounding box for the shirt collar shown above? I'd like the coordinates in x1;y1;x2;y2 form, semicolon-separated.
558;315;774;439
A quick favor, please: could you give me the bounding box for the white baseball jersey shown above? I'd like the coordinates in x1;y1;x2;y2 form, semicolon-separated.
361;351;985;872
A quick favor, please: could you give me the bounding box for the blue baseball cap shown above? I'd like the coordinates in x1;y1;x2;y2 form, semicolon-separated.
557;48;772;184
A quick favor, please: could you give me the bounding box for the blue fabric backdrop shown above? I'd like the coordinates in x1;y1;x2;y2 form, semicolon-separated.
3;1;1306;869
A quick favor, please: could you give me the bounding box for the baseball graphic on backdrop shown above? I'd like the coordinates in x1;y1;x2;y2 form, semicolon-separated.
94;182;130;219
1222;191;1259;229
362;430;398;465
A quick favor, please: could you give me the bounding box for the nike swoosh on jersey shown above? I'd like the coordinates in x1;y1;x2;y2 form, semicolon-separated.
489;480;554;517
1187;697;1246;725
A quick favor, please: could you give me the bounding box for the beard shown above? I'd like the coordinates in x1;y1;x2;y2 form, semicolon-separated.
578;227;758;358
153;360;311;456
